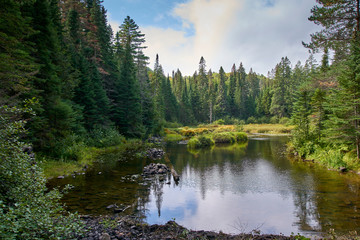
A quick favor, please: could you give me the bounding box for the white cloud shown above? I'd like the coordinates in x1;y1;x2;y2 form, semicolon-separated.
138;0;321;75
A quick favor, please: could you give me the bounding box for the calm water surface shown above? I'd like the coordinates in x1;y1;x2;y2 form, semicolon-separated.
48;136;360;236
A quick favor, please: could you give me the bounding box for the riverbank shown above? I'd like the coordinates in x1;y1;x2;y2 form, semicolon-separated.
79;216;297;240
41;139;149;178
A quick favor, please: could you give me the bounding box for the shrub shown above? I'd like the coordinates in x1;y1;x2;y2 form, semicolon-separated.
270;116;279;124
0;105;84;239
164;134;183;142
212;132;236;143
258;116;270;124
164;121;182;128
87;126;125;148
187;135;214;149
214;119;225;125
279;117;290;125
233;132;248;142
181;129;196;137
247;116;257;124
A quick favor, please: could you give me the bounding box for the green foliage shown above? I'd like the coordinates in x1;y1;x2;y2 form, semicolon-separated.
233;132;248;143
0;105;83;239
212;132;236;144
187;135;214;149
279;117;290;125
270;116;279;124
246;116;257;124
214;119;225;125
164;133;183;142
86;126;126;148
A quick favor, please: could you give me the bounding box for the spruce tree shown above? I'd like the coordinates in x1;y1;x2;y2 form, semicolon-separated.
214;67;229;120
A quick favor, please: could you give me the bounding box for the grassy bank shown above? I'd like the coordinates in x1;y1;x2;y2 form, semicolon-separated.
242;124;294;134
40;139;146;178
288;142;360;172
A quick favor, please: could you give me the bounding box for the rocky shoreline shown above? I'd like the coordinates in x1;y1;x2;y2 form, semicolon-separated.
79;216;296;240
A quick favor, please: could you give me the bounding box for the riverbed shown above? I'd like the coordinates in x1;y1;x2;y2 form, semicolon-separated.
48;136;360;237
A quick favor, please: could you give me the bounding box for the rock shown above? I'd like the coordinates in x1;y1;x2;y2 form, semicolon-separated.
113;208;123;213
57;175;65;179
106;204;118;209
146;148;165;159
339;167;347;172
100;233;111;240
143;163;170;176
98;172;102;175
178;140;188;145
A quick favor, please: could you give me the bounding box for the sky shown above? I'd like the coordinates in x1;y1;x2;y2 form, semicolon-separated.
102;0;321;76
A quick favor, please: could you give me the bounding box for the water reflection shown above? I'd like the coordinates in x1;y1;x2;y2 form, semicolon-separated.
48;136;360;236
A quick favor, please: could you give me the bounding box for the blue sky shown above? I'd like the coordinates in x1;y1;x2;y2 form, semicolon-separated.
103;0;321;76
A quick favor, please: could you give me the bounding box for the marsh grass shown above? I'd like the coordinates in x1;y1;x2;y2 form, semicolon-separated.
243;124;294;134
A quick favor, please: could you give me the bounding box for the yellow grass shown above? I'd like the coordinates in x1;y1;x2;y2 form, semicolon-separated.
242;124;294;134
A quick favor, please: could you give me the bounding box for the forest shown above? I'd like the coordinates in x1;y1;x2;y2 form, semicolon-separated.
1;0;360;238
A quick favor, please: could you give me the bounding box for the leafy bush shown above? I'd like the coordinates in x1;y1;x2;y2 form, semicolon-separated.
52;134;86;161
233;132;248;142
87;126;125;148
214;119;225;125
181;129;196;137
212;132;236;143
0;105;83;239
164;133;183;142
258;116;270;124
246;116;257;124
164;121;182;128
187;135;214;149
279;117;290;125
270;116;279;124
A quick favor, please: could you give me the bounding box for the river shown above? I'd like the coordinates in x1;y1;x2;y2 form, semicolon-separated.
48;136;360;237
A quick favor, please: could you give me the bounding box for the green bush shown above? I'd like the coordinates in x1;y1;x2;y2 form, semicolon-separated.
164;121;183;128
165;133;183;142
187;135;214;149
212;132;236;143
0;105;84;239
270;116;279;124
214;119;225;125
279;117;290;125
233;132;248;142
247;116;257;124
87;126;126;148
258;116;270;124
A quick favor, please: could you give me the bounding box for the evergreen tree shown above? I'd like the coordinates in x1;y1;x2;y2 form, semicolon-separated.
113;35;144;137
325;35;360;159
235;62;248;119
0;0;37;105
228;64;237;117
270;57;292;118
214;67;229;119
